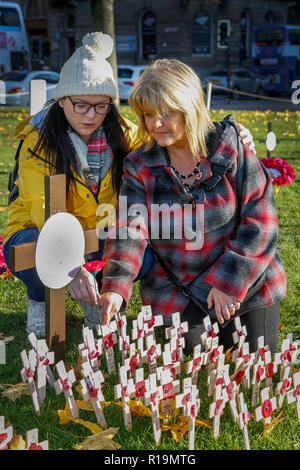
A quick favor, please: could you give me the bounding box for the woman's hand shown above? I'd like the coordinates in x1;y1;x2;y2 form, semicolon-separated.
207;287;241;325
237;123;256;154
98;292;124;325
68;266;100;305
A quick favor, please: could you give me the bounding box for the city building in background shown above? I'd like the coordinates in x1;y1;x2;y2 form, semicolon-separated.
4;0;300;80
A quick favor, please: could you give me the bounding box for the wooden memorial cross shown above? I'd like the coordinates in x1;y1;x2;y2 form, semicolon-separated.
20;349;40;415
27;332;55;402
175;380;200;450
275;366;291;408
231;342;255;390
9;174;99;362
232;317;247;346
186;344;207;385
80;361;107;429
208;352;227;397
145;333;161;374
165;312;188;361
124;343;140;377
134;367;150;403
78;326;102;372
237;393;251;450
274;335;298;381
114;364;135;430
254;386;277;425
200;315;219;350
159;342;181;380
144;373;163;444
222;369;239;422
286;371;300;419
53;360;79;418
158;368;180;417
0;416;13;450
208;383;228;439
25;428;48;450
98;321;118;373
251;361;266;407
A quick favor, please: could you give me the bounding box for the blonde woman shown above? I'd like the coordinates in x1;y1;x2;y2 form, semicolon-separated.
98;59;286;354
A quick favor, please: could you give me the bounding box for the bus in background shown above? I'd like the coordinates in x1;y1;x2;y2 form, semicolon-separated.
0;1;30;74
252;24;300;94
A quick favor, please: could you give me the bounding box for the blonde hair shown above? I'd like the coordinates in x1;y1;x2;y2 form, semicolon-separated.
129;58;214;159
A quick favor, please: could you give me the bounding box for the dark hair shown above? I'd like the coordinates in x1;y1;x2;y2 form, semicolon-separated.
34;99;131;197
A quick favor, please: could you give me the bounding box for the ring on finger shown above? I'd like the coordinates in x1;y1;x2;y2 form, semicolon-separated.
227;303;235;309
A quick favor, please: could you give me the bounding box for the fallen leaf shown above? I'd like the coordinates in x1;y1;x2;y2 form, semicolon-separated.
2;383;31;402
0;334;15;344
9;434;26;450
57;400;102;434
225;346;234;364
260;410;286;437
76;427;121;450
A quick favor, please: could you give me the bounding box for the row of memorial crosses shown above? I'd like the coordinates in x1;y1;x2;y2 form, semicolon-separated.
0;416;48;450
18;307;299;451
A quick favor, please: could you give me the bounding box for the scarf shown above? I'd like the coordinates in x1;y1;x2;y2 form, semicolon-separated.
68;125;113;196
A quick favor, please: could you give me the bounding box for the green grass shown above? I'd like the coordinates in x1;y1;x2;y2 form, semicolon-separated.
0;106;299;450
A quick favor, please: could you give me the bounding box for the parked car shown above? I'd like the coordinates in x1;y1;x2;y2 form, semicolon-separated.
0;70;60;106
118;65;148;102
201;68;265;100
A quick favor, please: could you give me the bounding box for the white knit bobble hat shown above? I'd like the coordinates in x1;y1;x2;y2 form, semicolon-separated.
54;32;116;100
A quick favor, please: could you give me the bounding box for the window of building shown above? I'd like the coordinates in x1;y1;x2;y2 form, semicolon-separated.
141;11;156;61
26;0;47;19
264;10;276;24
239;10;251;64
191;10;212;56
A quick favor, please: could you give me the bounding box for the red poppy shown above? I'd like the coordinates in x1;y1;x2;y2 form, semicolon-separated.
280;350;292;366
129;354;138;372
144;317;155;329
163;382;174;399
28;443;43;450
242;354;252;367
0;236;11;276
256;365;265;382
60;377;71;390
280;379;290;395
83;260;105;273
293;384;300;399
260;157;295;187
182;392;191;406
171;349;179;363
86;383;98;398
190;402;199;418
242;411;251;426
164;364;176;378
216;377;224;387
0;432;8;449
226;383;235;401
215;399;224;416
116;318;124;329
192;356;203;372
121;384;130;398
207;327;217;338
147;345;158;363
150;391;160;407
209;348;219;364
178;326;185;338
233;370;245;385
261;399;273;419
102;333;114;350
88;345;100;360
25;367;35;379
135;380;146;397
265;362;274;378
258;347;267;360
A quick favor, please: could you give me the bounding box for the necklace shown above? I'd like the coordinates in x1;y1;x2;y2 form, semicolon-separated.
170;159;202;183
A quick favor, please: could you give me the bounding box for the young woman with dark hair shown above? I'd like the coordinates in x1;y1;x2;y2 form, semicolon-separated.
3;32;140;336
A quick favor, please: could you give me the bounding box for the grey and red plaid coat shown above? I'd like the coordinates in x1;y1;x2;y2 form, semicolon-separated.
101;116;286;324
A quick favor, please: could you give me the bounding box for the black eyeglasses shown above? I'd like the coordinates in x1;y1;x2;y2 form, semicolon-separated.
68;97;112;115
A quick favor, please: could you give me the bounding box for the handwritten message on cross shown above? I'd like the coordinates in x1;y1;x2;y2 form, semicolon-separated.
9;174;99;362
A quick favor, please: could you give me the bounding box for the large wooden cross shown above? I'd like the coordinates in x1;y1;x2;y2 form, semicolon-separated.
10;174;99;362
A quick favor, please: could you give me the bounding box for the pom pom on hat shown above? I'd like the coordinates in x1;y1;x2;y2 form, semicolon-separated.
82;32;113;58
54;31;116;100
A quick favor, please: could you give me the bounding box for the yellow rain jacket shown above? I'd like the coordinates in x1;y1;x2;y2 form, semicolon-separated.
3;115;140;247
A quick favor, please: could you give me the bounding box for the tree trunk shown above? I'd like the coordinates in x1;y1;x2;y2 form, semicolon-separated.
89;0;119;106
